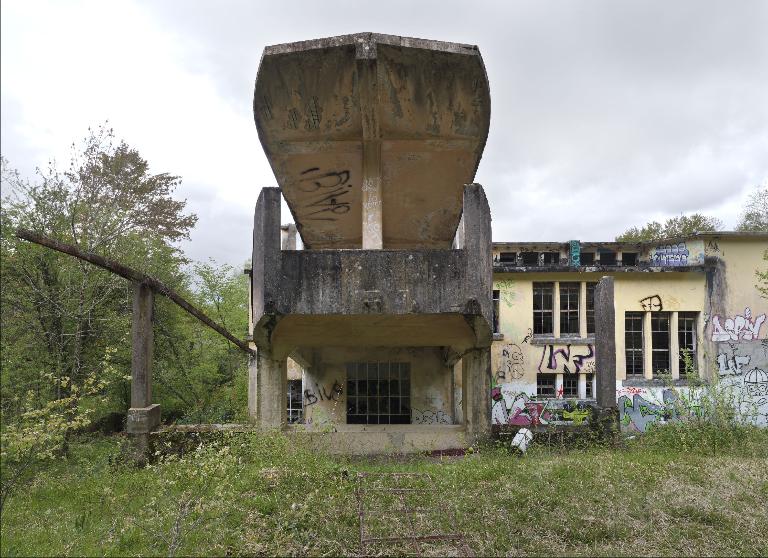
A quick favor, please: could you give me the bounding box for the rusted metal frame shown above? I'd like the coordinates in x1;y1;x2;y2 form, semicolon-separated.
15;228;255;356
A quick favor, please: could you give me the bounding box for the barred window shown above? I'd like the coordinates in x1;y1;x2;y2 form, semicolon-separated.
559;282;580;336
346;362;411;425
537;375;556;398
586;282;597;335
563;374;579;398
678;312;697;375
651;312;671;376
287;379;303;424
533;282;554;335
625;312;644;376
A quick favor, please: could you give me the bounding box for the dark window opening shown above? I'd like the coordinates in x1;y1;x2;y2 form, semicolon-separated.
533;282;554;335
499;252;517;264
581;252;595;265
599;251;617;266
492;289;500;333
287;379;303;424
585;374;594;398
521;252;539;266
622;252;638;266
651;312;670;376
542;252;559;265
563;374;579;398
586;282;597;335
559;282;580;336
678;312;697;376
625;312;644;376
537;375;556;398
347;362;411;424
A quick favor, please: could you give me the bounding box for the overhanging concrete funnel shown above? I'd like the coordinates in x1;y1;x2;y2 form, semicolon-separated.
253;33;491;250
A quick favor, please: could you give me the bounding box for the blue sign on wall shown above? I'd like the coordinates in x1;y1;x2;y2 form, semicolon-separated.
569;240;580;267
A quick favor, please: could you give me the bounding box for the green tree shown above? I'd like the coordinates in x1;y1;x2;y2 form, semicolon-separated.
616;214;723;242
736;185;768;232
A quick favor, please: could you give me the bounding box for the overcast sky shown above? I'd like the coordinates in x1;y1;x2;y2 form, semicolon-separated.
2;0;767;266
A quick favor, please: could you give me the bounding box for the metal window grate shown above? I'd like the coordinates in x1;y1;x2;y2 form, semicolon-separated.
625;312;644;376
651;312;670;376
347;362;411;425
537;375;556;398
559;282;580;336
533;282;554;335
287;379;303;424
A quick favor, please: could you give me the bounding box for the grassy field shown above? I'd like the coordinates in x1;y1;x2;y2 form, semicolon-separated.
1;427;767;557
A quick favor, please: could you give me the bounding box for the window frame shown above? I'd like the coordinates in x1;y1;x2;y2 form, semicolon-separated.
287;379;304;424
346;362;411;425
678;312;697;376
625;311;644;376
586;282;597;336
559;282;580;337
532;282;554;336
651;312;671;377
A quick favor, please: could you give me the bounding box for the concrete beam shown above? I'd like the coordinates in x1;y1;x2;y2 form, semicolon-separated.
594;276;617;408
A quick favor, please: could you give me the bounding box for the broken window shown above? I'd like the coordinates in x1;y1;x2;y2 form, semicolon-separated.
586;282;597;335
599;251;617;265
581;252;595;265
498;252;517;264
651;312;671;376
492;289;500;333
563;374;579;398
287;379;303;424
521;252;539;266
678;312;697;375
559;282;580;336
532;282;554;335
625;312;644;376
536;375;556;398
541;252;559;265
622;252;638;266
346;362;411;425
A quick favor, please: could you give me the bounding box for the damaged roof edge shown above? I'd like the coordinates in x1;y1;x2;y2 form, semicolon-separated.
493;231;768;249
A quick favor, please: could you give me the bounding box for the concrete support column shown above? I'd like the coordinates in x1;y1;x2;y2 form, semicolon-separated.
462;348;491;441
247;347;259;422
594;277;617;409
127;282;160;443
670;311;680;379
579;281;588;338
553;281;561;337
257;348;287;429
643;312;653;379
358;47;383;249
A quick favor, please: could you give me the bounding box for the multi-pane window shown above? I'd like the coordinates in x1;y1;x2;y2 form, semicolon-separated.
532;282;554;335
563;375;579;398
537;375;556;398
585;374;594;398
651;312;671;376
678;312;697;375
586;282;597;335
625;312;644;376
346;362;411;425
542;252;559;265
581;252;595;265
287;379;303;424
492;289;500;333
559;282;580;336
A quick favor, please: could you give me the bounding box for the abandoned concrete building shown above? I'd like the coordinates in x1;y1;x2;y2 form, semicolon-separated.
245;33;768;453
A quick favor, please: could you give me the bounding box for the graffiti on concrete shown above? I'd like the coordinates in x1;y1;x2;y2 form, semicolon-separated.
652;242;689;267
491;388;552;426
522;328;533;344
561;403;590;425
496;344;525;382
297;167;353;221
722;367;768;427
304;380;343;406
495;279;516;308
537;344;594;375
639;295;663;312
717;352;751;376
711;308;766;341
618;387;702;432
412;409;451;425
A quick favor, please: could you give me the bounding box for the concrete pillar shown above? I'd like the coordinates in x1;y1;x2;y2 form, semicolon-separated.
257;348;287;429
643;312;653;379
594;277;617;409
126;282;160;445
670;311;680;379
247;347;258;422
358;45;383;249
280;224;297;250
579;281;588;338
462;348;491;442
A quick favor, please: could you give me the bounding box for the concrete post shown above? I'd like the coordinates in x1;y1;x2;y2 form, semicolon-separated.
257;348;287;429
247;347;259;422
594;276;617;409
462;348;491;442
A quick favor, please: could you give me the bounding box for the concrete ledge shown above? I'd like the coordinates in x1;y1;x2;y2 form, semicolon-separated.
126;404;161;434
286;425;467;455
